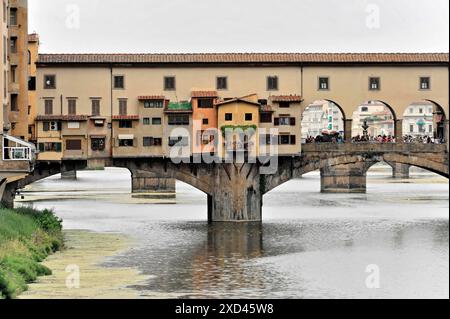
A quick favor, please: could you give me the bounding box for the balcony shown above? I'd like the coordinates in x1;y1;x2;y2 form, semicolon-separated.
2;135;36;162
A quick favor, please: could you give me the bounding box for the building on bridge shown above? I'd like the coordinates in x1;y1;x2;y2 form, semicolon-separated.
402;101;434;138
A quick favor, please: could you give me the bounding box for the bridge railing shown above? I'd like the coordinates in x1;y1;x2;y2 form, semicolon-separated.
301;143;448;153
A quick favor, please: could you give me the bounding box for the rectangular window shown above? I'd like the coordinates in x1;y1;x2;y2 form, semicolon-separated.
275;117;295;126
68;99;77;115
91;138;105;151
28;76;36;91
44;75;56;89
143;117;150;125
66;139;82;151
410;125;414;133
143;137;162;147
267;76;278;91
318;77;329;90
11;65;17;83
44;100;53;115
10;94;18;111
38;142;62;153
113;75;125;89
119;139;134;147
119;100;127;115
119;120;132;128
278;135;296;145
91;99;100;116
217;76;228;90
43;121;61;132
369;77;380;90
279;102;290;108
420;77;430;90
245;113;253;121
164;76;176;90
168;115;189;125
202;118;209;125
152;117;162;125
225;113;233;121
168;136;189;147
9;8;17;25
143;100;164;108
260;113;273;123
10;37;17;53
198;98;214;108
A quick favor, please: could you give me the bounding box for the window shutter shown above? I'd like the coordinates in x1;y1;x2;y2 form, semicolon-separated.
290;135;297;145
274;118;280;126
290;117;296;126
38;143;45;152
57;122;62;131
56;143;62;152
43;122;49;131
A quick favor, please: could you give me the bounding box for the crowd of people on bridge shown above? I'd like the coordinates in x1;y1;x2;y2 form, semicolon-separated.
304;134;445;144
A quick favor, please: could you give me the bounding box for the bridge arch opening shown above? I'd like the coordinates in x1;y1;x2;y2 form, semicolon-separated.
301;100;346;143
402;100;447;144
351;100;397;142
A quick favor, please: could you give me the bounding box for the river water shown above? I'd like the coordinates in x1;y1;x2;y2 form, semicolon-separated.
18;165;449;299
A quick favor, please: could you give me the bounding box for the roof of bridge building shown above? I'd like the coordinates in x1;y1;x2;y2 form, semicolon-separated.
37;53;449;65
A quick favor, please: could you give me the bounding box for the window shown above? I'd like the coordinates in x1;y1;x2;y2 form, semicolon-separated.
143;137;162;147
164;76;176;90
361;106;369;112
143;118;150;125
420;77;430;90
198;98;214;108
38;142;62;153
10;94;18;111
318;77;329;90
144;100;164;108
168;115;189;125
68;99;77;115
260;113;273;123
278;135;296;145
113;76;124;89
168;136;189;147
119;100;127;115
10;37;17;53
279;102;290;108
28;105;31;115
119;139;134;147
217;77;228;90
9;8;17;25
267;76;278;91
245;113;253;121
90;99;100;116
274;116;295;126
44;100;53;115
11;65;17;83
152;117;162;125
225;113;233;121
119;120;132;128
28;76;36;91
410;125;414;133
369;77;380;90
66;140;82;151
419;108;423;114
202;118;209;125
44;75;56;89
91;138;105;151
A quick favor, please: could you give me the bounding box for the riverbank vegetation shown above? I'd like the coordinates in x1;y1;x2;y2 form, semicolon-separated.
0;206;63;299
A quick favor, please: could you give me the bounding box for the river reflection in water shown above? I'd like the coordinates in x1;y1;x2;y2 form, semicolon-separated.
21;166;449;299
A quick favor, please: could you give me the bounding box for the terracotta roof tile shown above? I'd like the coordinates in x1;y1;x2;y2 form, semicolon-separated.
191;91;218;98
36;115;88;121
270;95;303;102
37;53;449;64
112;115;140;120
138;95;165;101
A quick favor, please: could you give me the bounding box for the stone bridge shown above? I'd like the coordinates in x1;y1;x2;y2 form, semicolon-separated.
1;143;448;222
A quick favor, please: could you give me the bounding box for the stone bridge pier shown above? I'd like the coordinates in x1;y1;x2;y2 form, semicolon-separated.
320;162;368;193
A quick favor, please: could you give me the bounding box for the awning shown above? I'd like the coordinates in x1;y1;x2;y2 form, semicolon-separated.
90;135;106;139
3;134;36;151
118;134;134;140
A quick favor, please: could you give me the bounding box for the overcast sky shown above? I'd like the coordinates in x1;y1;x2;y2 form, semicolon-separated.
29;0;449;54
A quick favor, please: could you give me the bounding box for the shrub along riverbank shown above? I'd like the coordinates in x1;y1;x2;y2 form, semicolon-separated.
0;206;63;299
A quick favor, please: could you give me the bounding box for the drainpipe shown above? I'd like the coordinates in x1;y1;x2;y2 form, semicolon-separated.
110;64;114;157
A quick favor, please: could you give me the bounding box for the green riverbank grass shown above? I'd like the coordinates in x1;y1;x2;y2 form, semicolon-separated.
0;206;63;299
